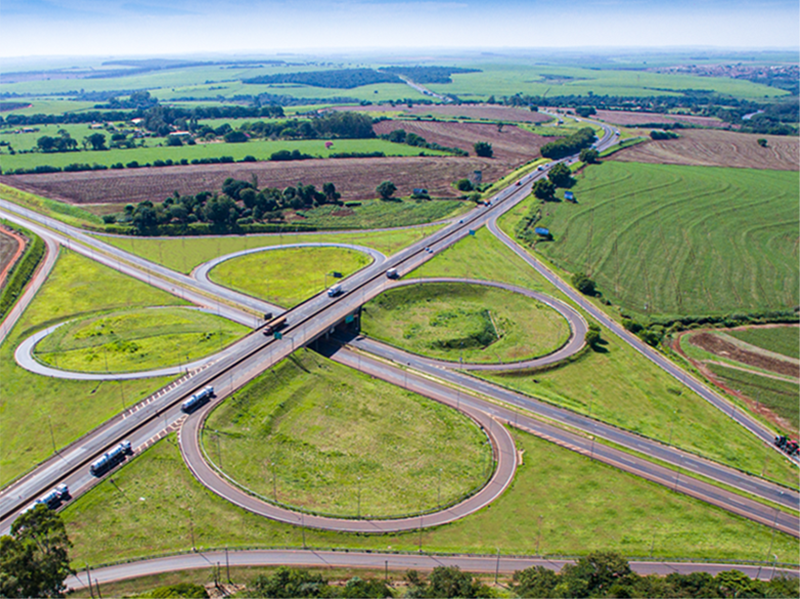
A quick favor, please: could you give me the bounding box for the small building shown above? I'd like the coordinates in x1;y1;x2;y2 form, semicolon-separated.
564;191;575;202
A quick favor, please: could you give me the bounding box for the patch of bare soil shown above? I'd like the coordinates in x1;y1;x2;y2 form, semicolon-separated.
689;332;799;378
373;120;547;166
0;155;509;206
609;128;799;170
0;225;26;288
594;110;726;127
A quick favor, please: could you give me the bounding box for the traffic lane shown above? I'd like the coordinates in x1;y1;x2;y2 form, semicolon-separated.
334;341;799;536
349;334;799;512
380;277;587;371
486;218;796;462
178;340;517;533
65;549;799;589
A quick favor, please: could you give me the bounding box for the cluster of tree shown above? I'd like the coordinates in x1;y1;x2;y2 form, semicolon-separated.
94;90;159;110
0;506;73;598
623;308;799;348
572;271;597;296
575;106;597;118
237;557;799;599
379;66;481;84
532;163;575;202
579;148;599;163
243;68;401;89
540;128;597;160
650;130;680;140
117;177;344;234
35;130;78;152
379;128;468;156
0;224;45;321
473;141;493;158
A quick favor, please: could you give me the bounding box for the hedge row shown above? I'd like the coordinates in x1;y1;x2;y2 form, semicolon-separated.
0;225;46;321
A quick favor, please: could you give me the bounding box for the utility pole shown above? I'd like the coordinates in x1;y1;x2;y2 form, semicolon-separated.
495;548;500;585
86;565;94;599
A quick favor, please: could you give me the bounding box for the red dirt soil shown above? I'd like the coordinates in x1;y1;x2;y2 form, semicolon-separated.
0;226;26;288
0;156;512;206
689;332;799;378
610;128;800;171
372;120;547;166
593;110;726;127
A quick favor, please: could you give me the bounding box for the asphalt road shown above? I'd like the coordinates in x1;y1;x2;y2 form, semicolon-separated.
66;549;799;591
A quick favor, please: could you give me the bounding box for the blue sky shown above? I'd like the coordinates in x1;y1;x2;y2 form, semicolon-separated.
1;0;798;57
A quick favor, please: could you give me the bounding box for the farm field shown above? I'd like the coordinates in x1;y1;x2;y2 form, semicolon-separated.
1;155;510;207
209;246;372;308
0;138;448;172
361;282;570;363
0;250;185;486
413;228;799;487
60;429;800;567
593;109;727;128
372;120;548;166
203;349;490;518
0;225;24;286
727;325;800;360
337;103;554;124
98;225;443;274
34;306;248;373
610;129;800;170
529;162;799;317
427;63;789;101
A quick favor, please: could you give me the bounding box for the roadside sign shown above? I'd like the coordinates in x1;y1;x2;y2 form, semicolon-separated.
345;314;354;323
469;229;476;236
274;332;283;340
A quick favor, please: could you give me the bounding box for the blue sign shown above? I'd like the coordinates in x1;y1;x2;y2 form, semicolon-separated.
274;332;283;340
535;227;550;236
345;314;354;323
469;229;476;236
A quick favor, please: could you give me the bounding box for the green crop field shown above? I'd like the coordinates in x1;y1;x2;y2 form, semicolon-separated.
295;199;468;230
707;363;799;433
361;282;570;363
412;228;799;487
99;225;444;274
727;326;800;361
0;138;447;171
525;162;799;318
209;246;371;308
60;429;799;567
0;250;185;486
428;63;788;101
202;349;491;518
34;306;247;373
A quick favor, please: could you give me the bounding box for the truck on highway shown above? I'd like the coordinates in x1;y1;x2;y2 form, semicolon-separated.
327;283;343;297
22;484;70;513
775;435;799;457
263;315;287;335
90;441;132;477
181;385;215;413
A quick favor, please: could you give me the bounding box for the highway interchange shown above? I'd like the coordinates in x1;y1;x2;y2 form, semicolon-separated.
0;117;797;583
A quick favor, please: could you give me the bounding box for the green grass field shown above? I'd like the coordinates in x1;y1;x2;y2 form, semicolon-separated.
209;246;371;308
527;162;799;318
412;228;799;487
361;282;570;363
429;63;788;101
706;363;799;433
60;429;799;568
202;349;490;518
0;250;184;486
98;225;444;274
34;306;247;373
0;138;447;171
727;326;800;360
290;199;468;230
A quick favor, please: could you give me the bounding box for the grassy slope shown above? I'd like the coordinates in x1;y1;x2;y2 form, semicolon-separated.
99;225;444;274
412;228;798;487
61;430;799;568
706;363;799;433
0;250;184;486
726;326;800;361
0;139;448;171
292;199;468;230
361;282;570;363
203;350;490;518
209;246;371;308
35;306;248;373
529;162;798;318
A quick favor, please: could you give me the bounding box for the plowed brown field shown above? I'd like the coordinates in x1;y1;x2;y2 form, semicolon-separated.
372;120;547;165
0;156;513;206
337;103;552;123
689;332;799;378
610;129;799;171
594;110;726;127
